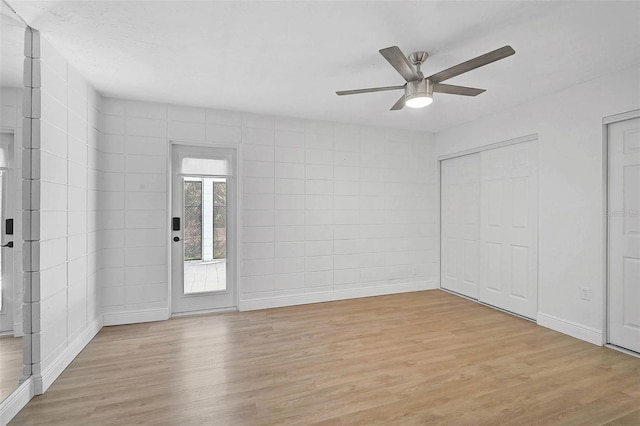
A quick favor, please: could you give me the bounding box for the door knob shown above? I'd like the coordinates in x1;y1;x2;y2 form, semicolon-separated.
1;241;13;248
173;237;180;242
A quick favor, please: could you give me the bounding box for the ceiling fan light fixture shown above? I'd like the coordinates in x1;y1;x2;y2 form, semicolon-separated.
336;45;515;111
405;94;433;108
405;78;434;108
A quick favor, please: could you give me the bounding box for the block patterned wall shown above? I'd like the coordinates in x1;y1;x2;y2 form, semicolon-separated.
98;98;437;319
26;32;102;392
97;100;169;320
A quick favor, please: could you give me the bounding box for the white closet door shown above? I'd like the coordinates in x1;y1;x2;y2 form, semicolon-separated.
441;153;480;299
479;141;538;319
608;117;640;353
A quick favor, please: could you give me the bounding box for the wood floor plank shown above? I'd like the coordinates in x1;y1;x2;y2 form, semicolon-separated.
9;290;640;425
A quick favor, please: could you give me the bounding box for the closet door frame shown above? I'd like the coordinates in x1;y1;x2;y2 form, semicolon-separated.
603;109;640;354
438;134;539;317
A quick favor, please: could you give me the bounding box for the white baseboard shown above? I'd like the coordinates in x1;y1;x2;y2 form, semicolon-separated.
537;312;603;346
34;315;104;394
103;308;170;326
0;376;34;425
13;321;24;338
238;280;437;311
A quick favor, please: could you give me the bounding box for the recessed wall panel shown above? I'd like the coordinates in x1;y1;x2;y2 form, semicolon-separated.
623;165;640;235
510;245;528;299
486;242;501;292
622;129;639;153
464;182;478;225
511;177;529;229
446;237;456;279
623;257;640;328
487;180;502;227
464;239;477;284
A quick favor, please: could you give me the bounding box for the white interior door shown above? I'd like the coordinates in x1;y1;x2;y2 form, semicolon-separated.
479;140;538;319
608;117;640;353
441;153;480;299
171;144;237;314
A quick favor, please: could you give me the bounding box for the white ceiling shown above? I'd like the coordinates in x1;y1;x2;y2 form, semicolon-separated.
5;1;640;133
1;2;27;88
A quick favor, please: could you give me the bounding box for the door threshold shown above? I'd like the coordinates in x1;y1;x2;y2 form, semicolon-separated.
171;306;237;318
439;288;536;323
605;344;640;359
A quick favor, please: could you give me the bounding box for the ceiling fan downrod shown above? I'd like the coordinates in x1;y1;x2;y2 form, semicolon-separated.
408;51;428;79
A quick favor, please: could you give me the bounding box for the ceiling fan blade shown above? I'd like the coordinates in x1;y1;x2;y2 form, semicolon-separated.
390;95;405;111
379;46;421;82
336;85;405;96
433;83;486;96
427;45;515;84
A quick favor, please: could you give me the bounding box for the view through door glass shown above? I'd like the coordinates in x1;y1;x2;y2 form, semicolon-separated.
183;177;227;294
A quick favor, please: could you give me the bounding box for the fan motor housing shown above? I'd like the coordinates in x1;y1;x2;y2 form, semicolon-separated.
406;79;433;97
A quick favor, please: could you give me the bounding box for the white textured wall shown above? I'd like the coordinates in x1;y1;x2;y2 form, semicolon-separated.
29;33;102;392
0;86;24;335
97;100;170;323
434;65;640;343
98;99;437;322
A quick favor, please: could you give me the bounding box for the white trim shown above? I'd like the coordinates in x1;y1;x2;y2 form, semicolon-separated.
602;109;640;125
437;134;538;161
34;316;103;394
436;153;442;290
166;139;173;318
103;308;170;326
235;148;242;310
0;376;34;425
12;321;24;337
238;281;437;311
537;312;603;346
602;117;610;344
171;306;236;317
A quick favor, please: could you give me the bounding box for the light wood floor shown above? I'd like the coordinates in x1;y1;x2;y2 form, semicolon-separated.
0;335;23;402
10;290;640;425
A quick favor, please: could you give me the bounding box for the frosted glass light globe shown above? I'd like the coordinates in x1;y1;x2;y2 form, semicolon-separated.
405;95;433;108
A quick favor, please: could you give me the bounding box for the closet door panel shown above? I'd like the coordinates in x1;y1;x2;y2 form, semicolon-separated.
440;153;480;299
479;141;538;319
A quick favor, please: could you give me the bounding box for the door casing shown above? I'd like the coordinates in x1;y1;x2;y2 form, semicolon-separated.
603;109;640;353
169;141;239;315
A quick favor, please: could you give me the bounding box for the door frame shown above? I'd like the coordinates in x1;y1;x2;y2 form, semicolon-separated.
603;109;640;352
0;130;15;334
168;140;241;315
437;133;539;319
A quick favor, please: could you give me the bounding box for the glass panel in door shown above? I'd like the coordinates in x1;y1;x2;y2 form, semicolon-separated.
182;177;227;295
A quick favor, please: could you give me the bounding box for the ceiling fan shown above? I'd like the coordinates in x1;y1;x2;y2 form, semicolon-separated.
336;45;515;110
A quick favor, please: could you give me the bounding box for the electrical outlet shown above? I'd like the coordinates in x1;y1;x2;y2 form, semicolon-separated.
580;287;592;301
